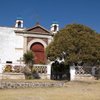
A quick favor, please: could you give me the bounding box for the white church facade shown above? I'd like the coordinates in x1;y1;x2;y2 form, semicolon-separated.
0;18;59;66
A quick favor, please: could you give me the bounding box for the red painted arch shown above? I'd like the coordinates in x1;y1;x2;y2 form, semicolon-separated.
31;42;46;64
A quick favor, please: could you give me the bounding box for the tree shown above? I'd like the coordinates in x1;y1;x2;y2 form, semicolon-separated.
23;50;34;71
46;24;100;65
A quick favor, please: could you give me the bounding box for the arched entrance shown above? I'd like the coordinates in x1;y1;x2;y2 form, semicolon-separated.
30;42;46;64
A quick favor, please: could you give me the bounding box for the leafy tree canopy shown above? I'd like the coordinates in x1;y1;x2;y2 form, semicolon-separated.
46;24;100;65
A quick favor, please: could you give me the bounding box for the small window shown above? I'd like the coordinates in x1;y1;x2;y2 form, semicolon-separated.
54;25;57;32
6;61;12;64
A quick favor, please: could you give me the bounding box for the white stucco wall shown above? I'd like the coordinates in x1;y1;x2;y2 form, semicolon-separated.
0;27;24;64
15;34;24;64
47;62;52;79
70;66;76;81
0;64;3;73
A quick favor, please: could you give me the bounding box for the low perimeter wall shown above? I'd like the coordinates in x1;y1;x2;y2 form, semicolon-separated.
0;81;64;89
74;74;96;81
0;73;25;80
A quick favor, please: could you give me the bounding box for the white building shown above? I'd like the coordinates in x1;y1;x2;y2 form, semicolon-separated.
0;18;61;80
0;19;59;66
0;27;24;65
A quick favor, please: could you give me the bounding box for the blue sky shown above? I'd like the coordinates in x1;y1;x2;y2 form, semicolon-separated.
0;0;100;32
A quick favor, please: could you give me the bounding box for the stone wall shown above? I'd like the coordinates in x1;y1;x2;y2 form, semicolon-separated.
1;73;25;80
0;81;64;89
74;74;95;81
38;73;48;79
70;66;100;81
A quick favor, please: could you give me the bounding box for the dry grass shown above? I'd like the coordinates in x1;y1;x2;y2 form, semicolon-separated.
0;80;100;100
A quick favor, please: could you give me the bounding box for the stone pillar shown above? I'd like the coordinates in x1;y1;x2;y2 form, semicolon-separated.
48;36;53;44
70;66;76;81
47;62;53;79
23;36;27;53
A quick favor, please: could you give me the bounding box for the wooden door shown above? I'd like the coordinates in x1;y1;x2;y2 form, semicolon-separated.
31;43;46;64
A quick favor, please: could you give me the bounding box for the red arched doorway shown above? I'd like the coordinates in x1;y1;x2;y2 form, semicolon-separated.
30;42;46;64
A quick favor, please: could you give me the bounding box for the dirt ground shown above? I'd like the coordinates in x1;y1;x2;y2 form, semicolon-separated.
0;80;100;100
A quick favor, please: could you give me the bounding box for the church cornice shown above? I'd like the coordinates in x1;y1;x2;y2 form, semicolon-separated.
15;30;52;36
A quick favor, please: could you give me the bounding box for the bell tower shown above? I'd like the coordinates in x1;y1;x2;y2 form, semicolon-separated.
51;22;59;35
15;17;23;28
